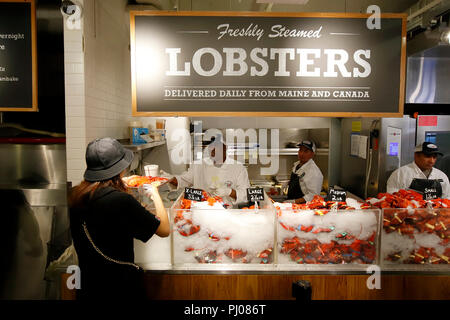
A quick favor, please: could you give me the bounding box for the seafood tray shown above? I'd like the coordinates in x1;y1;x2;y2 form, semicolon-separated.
122;175;174;207
276;196;380;265
381;208;450;267
171;190;276;266
123;175;169;188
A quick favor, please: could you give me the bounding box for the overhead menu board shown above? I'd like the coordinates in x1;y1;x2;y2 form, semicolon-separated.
130;11;406;117
0;0;37;111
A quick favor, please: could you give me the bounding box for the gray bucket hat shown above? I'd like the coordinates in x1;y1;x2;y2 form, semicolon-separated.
84;138;134;182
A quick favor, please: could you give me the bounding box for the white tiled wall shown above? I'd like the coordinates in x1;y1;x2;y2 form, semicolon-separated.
64;0;133;185
64;1;191;184
83;0;132;146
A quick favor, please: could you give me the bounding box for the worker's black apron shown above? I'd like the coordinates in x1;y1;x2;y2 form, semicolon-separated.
287;164;305;200
409;178;443;200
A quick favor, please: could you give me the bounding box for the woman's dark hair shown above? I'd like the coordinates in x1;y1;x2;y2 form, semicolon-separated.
68;174;128;208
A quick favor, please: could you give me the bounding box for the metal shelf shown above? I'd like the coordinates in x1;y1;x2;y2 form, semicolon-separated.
122;140;166;152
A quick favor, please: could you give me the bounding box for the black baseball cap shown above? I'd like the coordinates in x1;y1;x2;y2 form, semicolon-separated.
296;140;316;153
84;138;134;182
414;142;443;156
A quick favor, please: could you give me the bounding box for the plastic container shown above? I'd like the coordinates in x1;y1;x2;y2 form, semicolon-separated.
128;120;142;142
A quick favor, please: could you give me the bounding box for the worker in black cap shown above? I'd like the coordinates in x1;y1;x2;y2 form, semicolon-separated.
168;134;250;206
286;140;323;204
387;142;449;199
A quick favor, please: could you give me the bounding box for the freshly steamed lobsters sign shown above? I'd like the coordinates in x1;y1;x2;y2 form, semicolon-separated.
130;12;406;116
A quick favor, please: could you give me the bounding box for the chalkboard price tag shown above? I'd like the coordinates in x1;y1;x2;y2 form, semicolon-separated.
327;188;347;202
184;188;203;201
247;188;265;202
424;188;438;200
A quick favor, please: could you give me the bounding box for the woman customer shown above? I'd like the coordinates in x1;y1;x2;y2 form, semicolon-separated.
68;137;169;300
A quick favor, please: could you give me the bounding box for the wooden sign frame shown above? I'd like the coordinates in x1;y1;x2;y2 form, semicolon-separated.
130;11;406;118
0;0;38;112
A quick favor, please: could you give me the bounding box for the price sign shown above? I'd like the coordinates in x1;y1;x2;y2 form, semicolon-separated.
184;187;203;201
130;12;406;117
409;179;442;200
328;188;347;202
247;187;265;202
424;187;439;200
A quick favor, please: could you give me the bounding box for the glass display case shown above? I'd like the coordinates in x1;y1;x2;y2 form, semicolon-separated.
275;203;381;269
381;208;450;270
129;184;449;273
171;192;276;269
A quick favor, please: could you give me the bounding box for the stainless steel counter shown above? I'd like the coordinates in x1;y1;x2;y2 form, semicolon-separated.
139;265;450;275
0;142;69;299
0;183;67;206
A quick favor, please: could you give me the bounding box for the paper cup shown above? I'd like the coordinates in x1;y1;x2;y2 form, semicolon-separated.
144;164;159;177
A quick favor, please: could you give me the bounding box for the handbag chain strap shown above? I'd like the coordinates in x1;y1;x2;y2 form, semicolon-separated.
82;222;143;271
